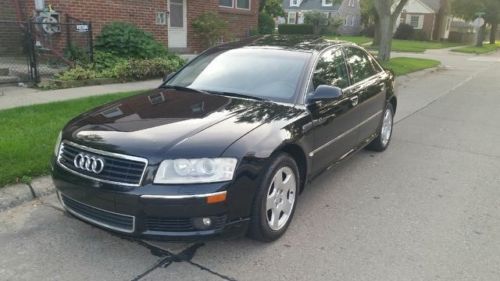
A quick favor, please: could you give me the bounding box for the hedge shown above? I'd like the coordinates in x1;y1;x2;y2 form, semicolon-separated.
278;24;314;35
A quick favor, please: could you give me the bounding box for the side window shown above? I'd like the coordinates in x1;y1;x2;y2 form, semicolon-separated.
312;48;350;90
344;47;377;84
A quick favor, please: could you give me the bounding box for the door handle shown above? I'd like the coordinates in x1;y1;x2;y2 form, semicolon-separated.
350;96;359;107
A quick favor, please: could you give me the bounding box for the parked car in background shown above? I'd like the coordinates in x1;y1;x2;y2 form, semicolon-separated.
52;35;397;242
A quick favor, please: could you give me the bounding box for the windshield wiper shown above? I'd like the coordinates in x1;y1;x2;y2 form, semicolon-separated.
160;85;211;95
161;85;268;102
206;90;268;101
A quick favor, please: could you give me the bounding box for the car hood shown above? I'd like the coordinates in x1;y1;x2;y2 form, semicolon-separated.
64;88;304;163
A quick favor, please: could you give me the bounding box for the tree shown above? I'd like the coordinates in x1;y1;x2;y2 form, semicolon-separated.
452;0;500;45
192;12;229;48
360;0;377;28
304;12;343;35
261;0;285;17
373;0;410;62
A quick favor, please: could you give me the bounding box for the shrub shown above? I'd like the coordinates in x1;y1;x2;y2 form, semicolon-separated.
412;30;429;41
259;12;275;34
92;51;127;72
64;43;90;65
113;57;185;81
394;23;415;40
55;66;99;81
192;12;229;49
362;24;375;37
278;24;314;35
94;22;167;59
321;17;343;35
304;11;329;35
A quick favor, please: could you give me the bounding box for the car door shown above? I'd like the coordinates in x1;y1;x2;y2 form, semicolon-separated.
343;47;387;144
307;47;360;175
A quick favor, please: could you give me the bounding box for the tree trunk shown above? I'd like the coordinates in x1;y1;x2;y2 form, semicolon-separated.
378;16;393;62
490;21;498;44
373;18;380;46
476;25;485;47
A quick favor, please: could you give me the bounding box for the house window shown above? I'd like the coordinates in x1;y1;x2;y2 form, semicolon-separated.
155;11;167;25
236;0;250;9
408;15;423;29
219;0;233;8
288;12;297;24
322;0;333;6
290;0;301;7
348;0;355;7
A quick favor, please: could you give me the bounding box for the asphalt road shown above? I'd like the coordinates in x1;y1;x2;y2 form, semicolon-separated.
1;50;499;281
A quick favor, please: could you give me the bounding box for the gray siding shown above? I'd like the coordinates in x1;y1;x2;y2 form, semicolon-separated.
282;0;361;35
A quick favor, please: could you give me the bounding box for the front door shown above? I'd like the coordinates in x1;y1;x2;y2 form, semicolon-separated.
168;0;187;49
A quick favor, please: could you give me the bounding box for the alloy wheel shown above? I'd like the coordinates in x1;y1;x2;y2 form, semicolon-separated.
265;166;296;231
381;108;393;147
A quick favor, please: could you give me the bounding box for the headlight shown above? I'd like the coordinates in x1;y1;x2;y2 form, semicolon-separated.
154;158;237;184
54;131;62;156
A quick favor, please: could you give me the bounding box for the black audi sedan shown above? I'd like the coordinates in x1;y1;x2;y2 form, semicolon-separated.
52;35;396;242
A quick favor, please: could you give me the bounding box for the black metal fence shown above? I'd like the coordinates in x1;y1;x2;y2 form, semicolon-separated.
0;15;92;85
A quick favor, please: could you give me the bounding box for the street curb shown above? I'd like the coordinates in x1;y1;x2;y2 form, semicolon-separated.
0;176;55;212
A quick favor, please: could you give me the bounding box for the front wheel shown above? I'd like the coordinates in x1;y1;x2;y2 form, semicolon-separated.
366;103;394;152
248;153;299;242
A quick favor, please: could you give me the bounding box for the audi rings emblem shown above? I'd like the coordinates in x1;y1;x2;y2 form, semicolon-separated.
73;153;105;174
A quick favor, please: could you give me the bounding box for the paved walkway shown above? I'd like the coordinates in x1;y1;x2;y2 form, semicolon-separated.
0;79;161;111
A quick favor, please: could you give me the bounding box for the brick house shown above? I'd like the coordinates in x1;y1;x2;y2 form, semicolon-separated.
394;0;452;41
10;0;259;53
282;0;361;35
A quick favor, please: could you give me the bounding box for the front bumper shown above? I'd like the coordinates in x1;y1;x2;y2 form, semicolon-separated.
52;163;252;241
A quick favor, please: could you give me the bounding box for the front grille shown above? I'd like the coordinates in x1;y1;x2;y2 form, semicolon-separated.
61;194;135;233
57;141;147;186
146;215;227;232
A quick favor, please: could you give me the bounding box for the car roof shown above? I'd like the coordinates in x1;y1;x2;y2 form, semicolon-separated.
209;35;355;54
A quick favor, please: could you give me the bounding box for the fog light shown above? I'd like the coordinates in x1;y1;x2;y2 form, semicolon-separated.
192;217;212;230
202;217;212;226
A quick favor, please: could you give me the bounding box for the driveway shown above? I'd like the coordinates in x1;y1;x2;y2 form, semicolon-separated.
1;50;500;281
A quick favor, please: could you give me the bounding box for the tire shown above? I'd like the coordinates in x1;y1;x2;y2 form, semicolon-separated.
248;153;299;242
366;103;394;152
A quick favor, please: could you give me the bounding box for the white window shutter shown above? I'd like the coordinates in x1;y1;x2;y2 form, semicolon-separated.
418;15;424;29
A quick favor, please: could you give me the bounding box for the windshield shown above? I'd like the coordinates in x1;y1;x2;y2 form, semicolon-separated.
165;48;311;103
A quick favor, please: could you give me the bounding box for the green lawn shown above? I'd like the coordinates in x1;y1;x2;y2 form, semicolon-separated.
0;91;140;187
324;35;372;45
382;57;441;76
451;42;500;54
372;40;462;53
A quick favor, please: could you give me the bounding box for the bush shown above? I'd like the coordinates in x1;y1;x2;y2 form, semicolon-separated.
321;17;343;35
259;12;275;34
304;11;328;35
362;24;375;37
278;24;314;35
64;43;90;65
113;57;185;81
412;30;429;41
92;51;127;72
55;66;99;81
95;22;167;59
192;12;229;49
394;23;415;40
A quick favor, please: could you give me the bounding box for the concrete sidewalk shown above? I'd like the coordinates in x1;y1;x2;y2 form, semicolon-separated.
0;79;161;111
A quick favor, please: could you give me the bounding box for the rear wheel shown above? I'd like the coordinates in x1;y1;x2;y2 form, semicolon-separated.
366;103;394;152
248;153;299;242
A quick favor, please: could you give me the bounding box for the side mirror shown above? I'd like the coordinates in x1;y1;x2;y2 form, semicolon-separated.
163;72;175;82
307;85;343;104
